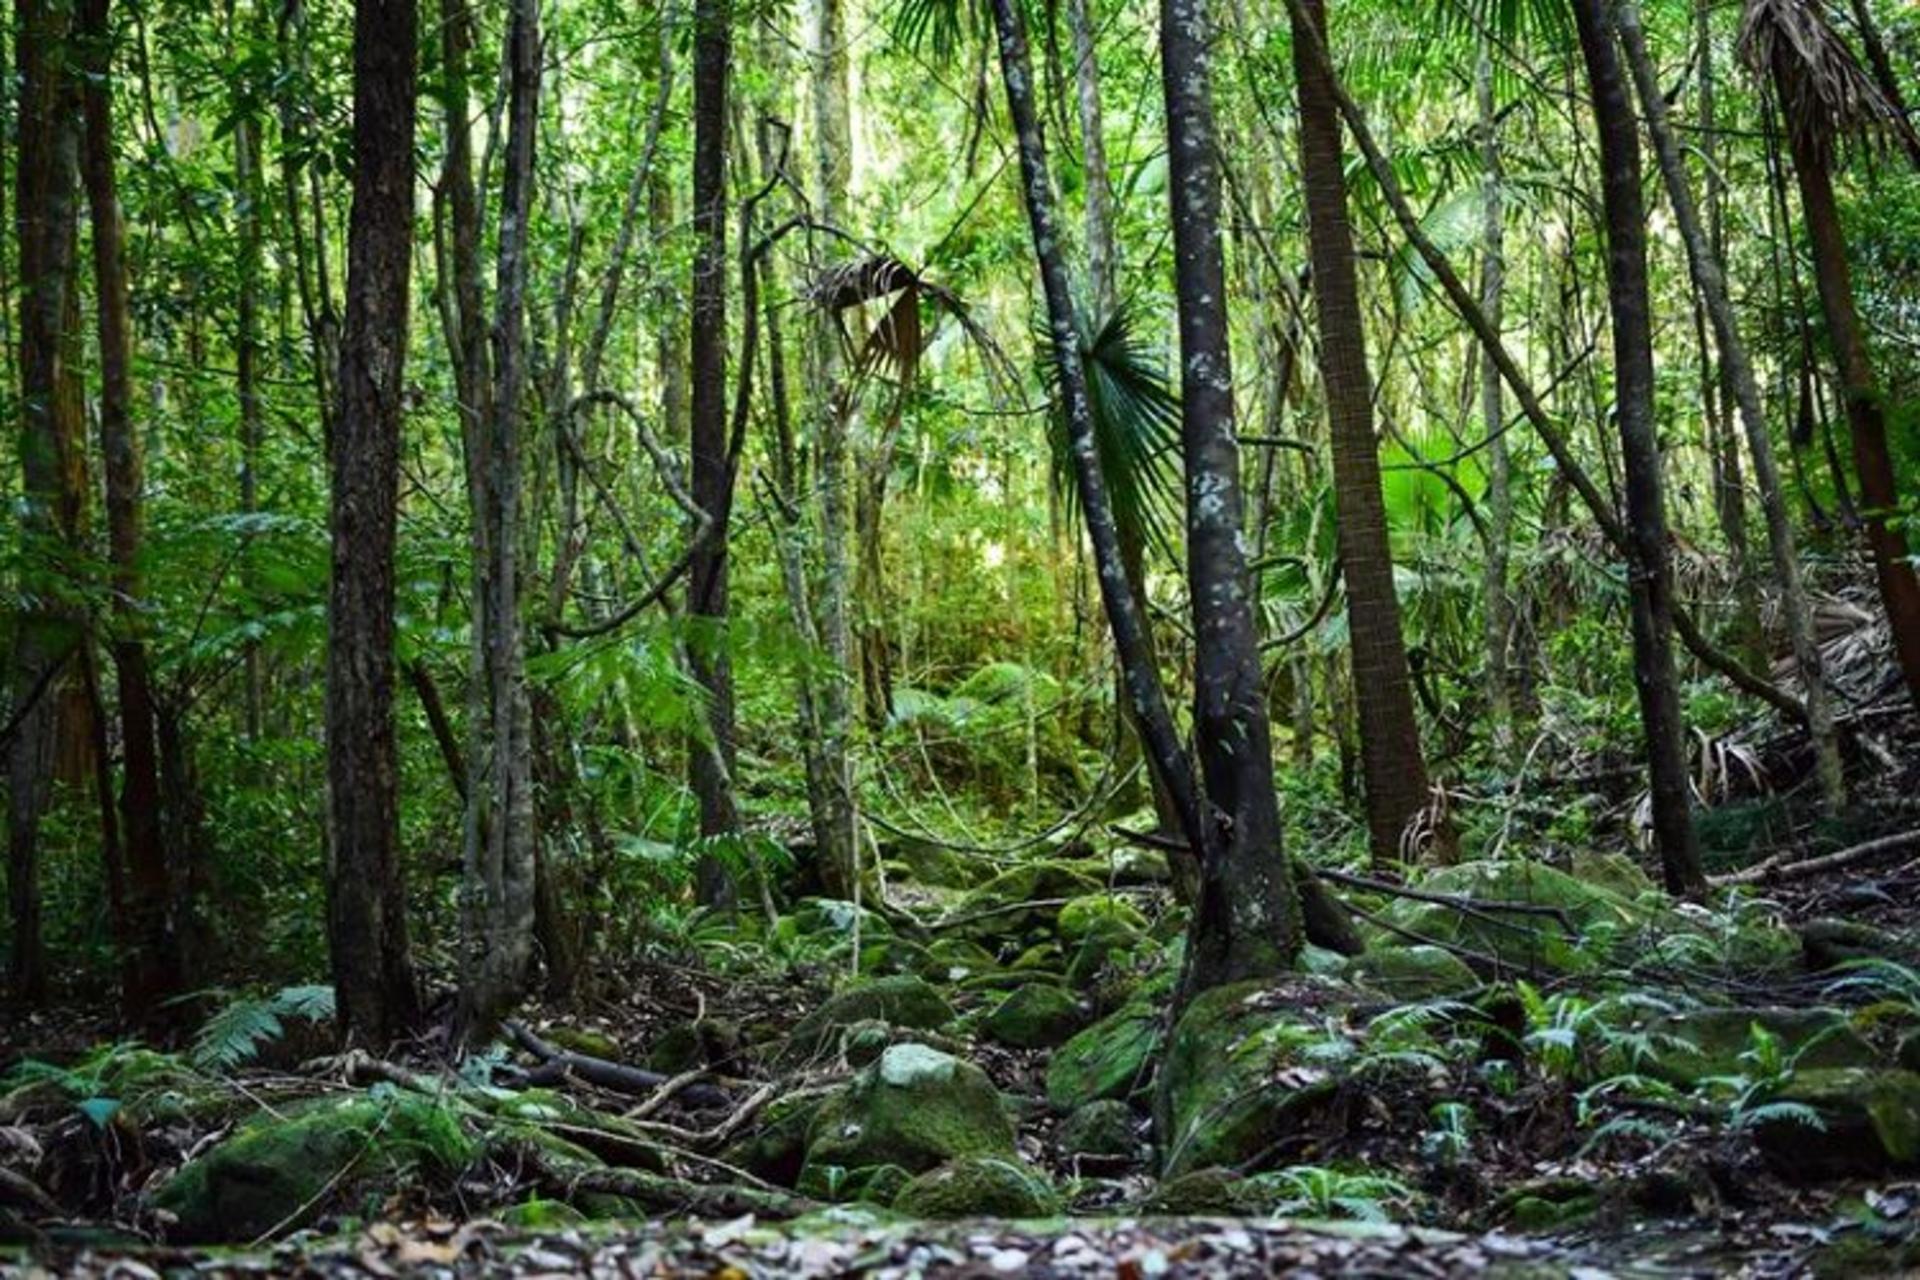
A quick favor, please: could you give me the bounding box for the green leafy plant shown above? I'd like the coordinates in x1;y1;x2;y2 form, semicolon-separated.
191;984;336;1071
1248;1164;1415;1222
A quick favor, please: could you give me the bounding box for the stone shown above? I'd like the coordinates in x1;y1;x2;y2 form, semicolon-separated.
983;984;1088;1049
895;841;981;889
786;975;956;1059
1753;1067;1920;1178
1349;945;1478;1000
1608;1006;1879;1085
1568;850;1658;899
1045;1003;1159;1112
952;863;1104;934
1377;859;1645;971
916;938;1001;983
1058;1099;1136;1159
154;1094;475;1243
1800;918;1908;972
1140;1167;1249;1215
892;1155;1060;1218
1057;894;1149;942
801;1044;1016;1186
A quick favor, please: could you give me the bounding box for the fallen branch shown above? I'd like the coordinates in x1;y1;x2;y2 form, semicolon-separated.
559;1165;818;1219
1313;867;1579;936
1709;827;1920;886
505;1020;732;1110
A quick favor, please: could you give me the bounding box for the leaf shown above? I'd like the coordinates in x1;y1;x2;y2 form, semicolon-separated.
76;1097;122;1128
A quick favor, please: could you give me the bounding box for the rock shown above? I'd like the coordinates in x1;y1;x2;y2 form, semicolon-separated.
722;1090;827;1186
801;1044;1016;1188
1058;894;1149;941
1058;1099;1136;1159
786;975;956;1059
155;1094;475;1243
1753;1067;1920;1178
952;862;1104;933
645;1018;741;1074
894;841;980;889
1568;850;1657;898
916;938;1001;983
983;983;1088;1049
1045;1003;1159;1112
892;1155;1060;1218
1609;1006;1879;1085
1140;1167;1250;1214
1378;859;1644;970
1349;945;1478;1000
1159;977;1359;1176
1801;918;1907;971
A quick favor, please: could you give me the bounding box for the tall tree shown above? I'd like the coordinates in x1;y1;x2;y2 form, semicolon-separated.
1571;0;1704;895
9;0;86;1004
1617;0;1846;810
79;0;183;1010
1162;0;1301;973
1476;38;1515;760
327;0;421;1043
458;0;540;1031
1744;0;1920;715
1288;0;1438;870
689;0;740;904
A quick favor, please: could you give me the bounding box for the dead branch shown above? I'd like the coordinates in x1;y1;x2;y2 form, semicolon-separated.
1709;827;1920;886
505;1020;732;1110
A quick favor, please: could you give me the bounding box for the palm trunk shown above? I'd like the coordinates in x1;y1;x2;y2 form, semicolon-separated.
79;0;184;1012
1617;0;1846;809
327;0;421;1044
1572;0;1704;895
1290;0;1435;871
1476;40;1514;761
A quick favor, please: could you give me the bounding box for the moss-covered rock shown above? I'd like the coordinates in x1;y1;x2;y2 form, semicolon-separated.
1045;1002;1159;1112
1568;850;1657;898
983;984;1088;1049
1058;894;1149;941
1378;859;1644;970
1800;918;1907;972
1606;1006;1879;1085
500;1198;587;1230
801;1043;1016;1186
1349;945;1478;1000
892;1156;1060;1218
952;863;1103;933
545;1026;622;1060
723;1090;830;1186
1058;1099;1136;1159
645;1017;741;1074
1159;977;1359;1176
894;841;981;889
1753;1067;1920;1178
1139;1167;1250;1215
154;1094;475;1243
916;938;1001;983
786;975;956;1059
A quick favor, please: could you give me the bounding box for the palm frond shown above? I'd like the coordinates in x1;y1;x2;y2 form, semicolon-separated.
1740;0;1919;163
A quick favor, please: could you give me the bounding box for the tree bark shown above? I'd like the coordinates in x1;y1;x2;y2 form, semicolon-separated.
1065;0;1114;318
327;0;421;1044
1571;0;1704;895
1476;40;1514;761
1289;0;1436;871
1161;0;1302;983
1617;0;1846;809
79;0;184;1013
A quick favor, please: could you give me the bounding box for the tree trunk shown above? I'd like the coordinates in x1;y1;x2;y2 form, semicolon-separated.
79;0;184;1013
1768;62;1920;715
1160;0;1302;983
689;0;740;905
9;0;86;1005
1845;0;1920;170
327;0;421;1044
1617;0;1846;809
1476;39;1514;762
1289;0;1436;871
1571;0;1704;895
457;0;540;1033
1065;0;1114;318
234;3;266;742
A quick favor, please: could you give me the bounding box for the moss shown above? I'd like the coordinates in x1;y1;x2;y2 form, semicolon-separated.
1058;1099;1136;1159
1756;1068;1920;1178
1348;946;1477;1000
1058;894;1149;942
1140;1167;1249;1215
1045;1003;1159;1112
983;984;1087;1049
545;1026;621;1060
801;1044;1016;1183
501;1198;586;1229
894;841;981;889
1568;850;1657;898
1607;1006;1879;1086
917;938;1001;983
154;1093;476;1243
892;1156;1059;1218
953;863;1103;934
1378;859;1645;971
786;975;956;1059
1507;1193;1598;1230
1158;977;1357;1177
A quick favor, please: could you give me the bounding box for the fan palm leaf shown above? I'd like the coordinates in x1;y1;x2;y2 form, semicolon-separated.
1740;0;1918;164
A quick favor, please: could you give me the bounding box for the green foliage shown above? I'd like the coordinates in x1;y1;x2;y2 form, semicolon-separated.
191;984;337;1071
1244;1165;1415;1223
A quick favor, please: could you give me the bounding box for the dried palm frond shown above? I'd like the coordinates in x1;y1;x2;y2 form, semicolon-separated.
1739;0;1920;165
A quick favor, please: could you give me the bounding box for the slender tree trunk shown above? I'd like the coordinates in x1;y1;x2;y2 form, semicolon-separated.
1767;67;1920;714
8;0;86;1006
1476;40;1514;762
1289;0;1435;870
1571;0;1704;895
327;0;421;1044
79;0;184;1012
234;2;265;741
1845;0;1920;169
1065;0;1114;318
689;0;740;904
457;0;539;1033
1160;0;1302;981
1618;0;1846;809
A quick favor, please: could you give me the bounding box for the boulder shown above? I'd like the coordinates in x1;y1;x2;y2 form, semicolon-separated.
892;1156;1060;1218
801;1044;1016;1186
1349;946;1478;1000
786;975;956;1059
983;984;1088;1049
1753;1067;1920;1178
155;1094;475;1243
1159;977;1359;1177
1058;894;1149;941
952;863;1104;935
1139;1167;1251;1215
1058;1099;1136;1159
915;938;1001;984
894;841;981;889
1607;1006;1878;1085
1800;918;1907;972
1045;1002;1159;1112
1377;859;1643;970
1568;850;1657;899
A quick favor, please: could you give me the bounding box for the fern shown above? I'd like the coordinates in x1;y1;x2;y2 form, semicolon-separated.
192;984;336;1071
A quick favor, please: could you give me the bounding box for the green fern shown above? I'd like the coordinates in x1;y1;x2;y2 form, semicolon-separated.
192;984;336;1071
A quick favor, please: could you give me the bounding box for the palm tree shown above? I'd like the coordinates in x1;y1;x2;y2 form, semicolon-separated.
1288;0;1439;872
1743;0;1920;715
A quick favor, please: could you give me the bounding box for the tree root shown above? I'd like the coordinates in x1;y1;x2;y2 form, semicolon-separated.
505;1020;733;1110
